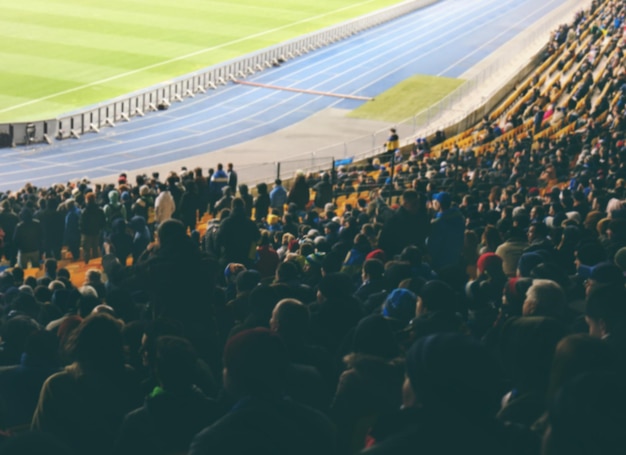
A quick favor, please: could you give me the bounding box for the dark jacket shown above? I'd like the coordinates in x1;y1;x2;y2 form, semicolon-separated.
37;207;65;252
114;387;222;455
361;408;514;455
216;208;260;266
332;354;405;454
13;212;43;253
31;365;142;455
79;203;106;236
189;397;336;455
378;207;429;259
0;354;60;430
427;208;465;270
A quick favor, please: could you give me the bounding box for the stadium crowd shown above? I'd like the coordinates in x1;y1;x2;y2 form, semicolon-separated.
0;0;626;454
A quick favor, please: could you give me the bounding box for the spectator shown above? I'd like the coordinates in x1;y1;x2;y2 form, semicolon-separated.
216;198;260;268
114;336;221;455
31;314;142;455
154;183;176;227
13;208;42;268
427;191;464;271
79;192;106;264
189;329;335;455
270;179;288;215
378;189;429;259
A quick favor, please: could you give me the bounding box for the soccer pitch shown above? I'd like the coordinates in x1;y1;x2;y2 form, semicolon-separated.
0;0;405;122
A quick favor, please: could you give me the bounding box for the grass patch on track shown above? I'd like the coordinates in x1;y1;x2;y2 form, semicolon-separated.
348;74;463;122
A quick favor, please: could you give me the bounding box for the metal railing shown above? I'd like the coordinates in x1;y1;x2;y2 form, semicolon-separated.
0;0;439;146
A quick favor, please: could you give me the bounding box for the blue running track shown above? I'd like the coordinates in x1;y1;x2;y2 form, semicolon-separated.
1;0;569;189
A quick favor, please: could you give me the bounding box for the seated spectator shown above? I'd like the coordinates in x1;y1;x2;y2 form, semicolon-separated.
522;279;567;320
497;316;568;428
0;330;59;431
363;333;508;455
114;336;222;455
332;315;404;454
496;227;529;276
189;328;335;455
31;314;142;455
543;372;626;455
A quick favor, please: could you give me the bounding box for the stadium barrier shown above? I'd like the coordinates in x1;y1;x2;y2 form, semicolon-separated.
1;0;440;146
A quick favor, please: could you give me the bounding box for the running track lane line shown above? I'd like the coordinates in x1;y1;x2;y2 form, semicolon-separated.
233;79;374;100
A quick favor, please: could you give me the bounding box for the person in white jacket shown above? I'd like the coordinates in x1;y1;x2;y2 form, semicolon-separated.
154;183;176;227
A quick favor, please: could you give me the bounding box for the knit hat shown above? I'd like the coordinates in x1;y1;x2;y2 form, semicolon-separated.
476;253;502;276
305;252;325;269
366;249;387;263
419;280;456;314
589;262;624;286
382;289;417;325
517;252;545;277
433;192;452;209
352;315;399;359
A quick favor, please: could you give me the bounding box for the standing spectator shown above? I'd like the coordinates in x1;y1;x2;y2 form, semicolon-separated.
13;208;43;268
130;216;151;264
154;183;176;227
79;192;106;264
131;186;156;231
104;190;127;230
227;163;238;194
253;183;270;223
63;199;81;261
384;128;399;162
288;172;310;212
38;198;65;261
378;189;429;259
0;200;19;265
178;182;200;233
209;164;228;213
426;191;465;271
108;218;132;266
270;179;288;215
216;198;260;268
313;173;333;209
238;184;253;219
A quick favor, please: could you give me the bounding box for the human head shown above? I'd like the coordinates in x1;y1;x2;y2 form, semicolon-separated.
222;328;289;398
404;333;502;419
382;288;417;326
153;336;198;393
432;191;452;211
523;279;567;319
269;298;309;341
544;372;626;455
416;280;456;316
585;284;626;338
68;313;125;375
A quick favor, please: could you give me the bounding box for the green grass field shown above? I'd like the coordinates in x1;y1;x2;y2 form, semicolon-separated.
0;0;405;122
348;74;463;122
